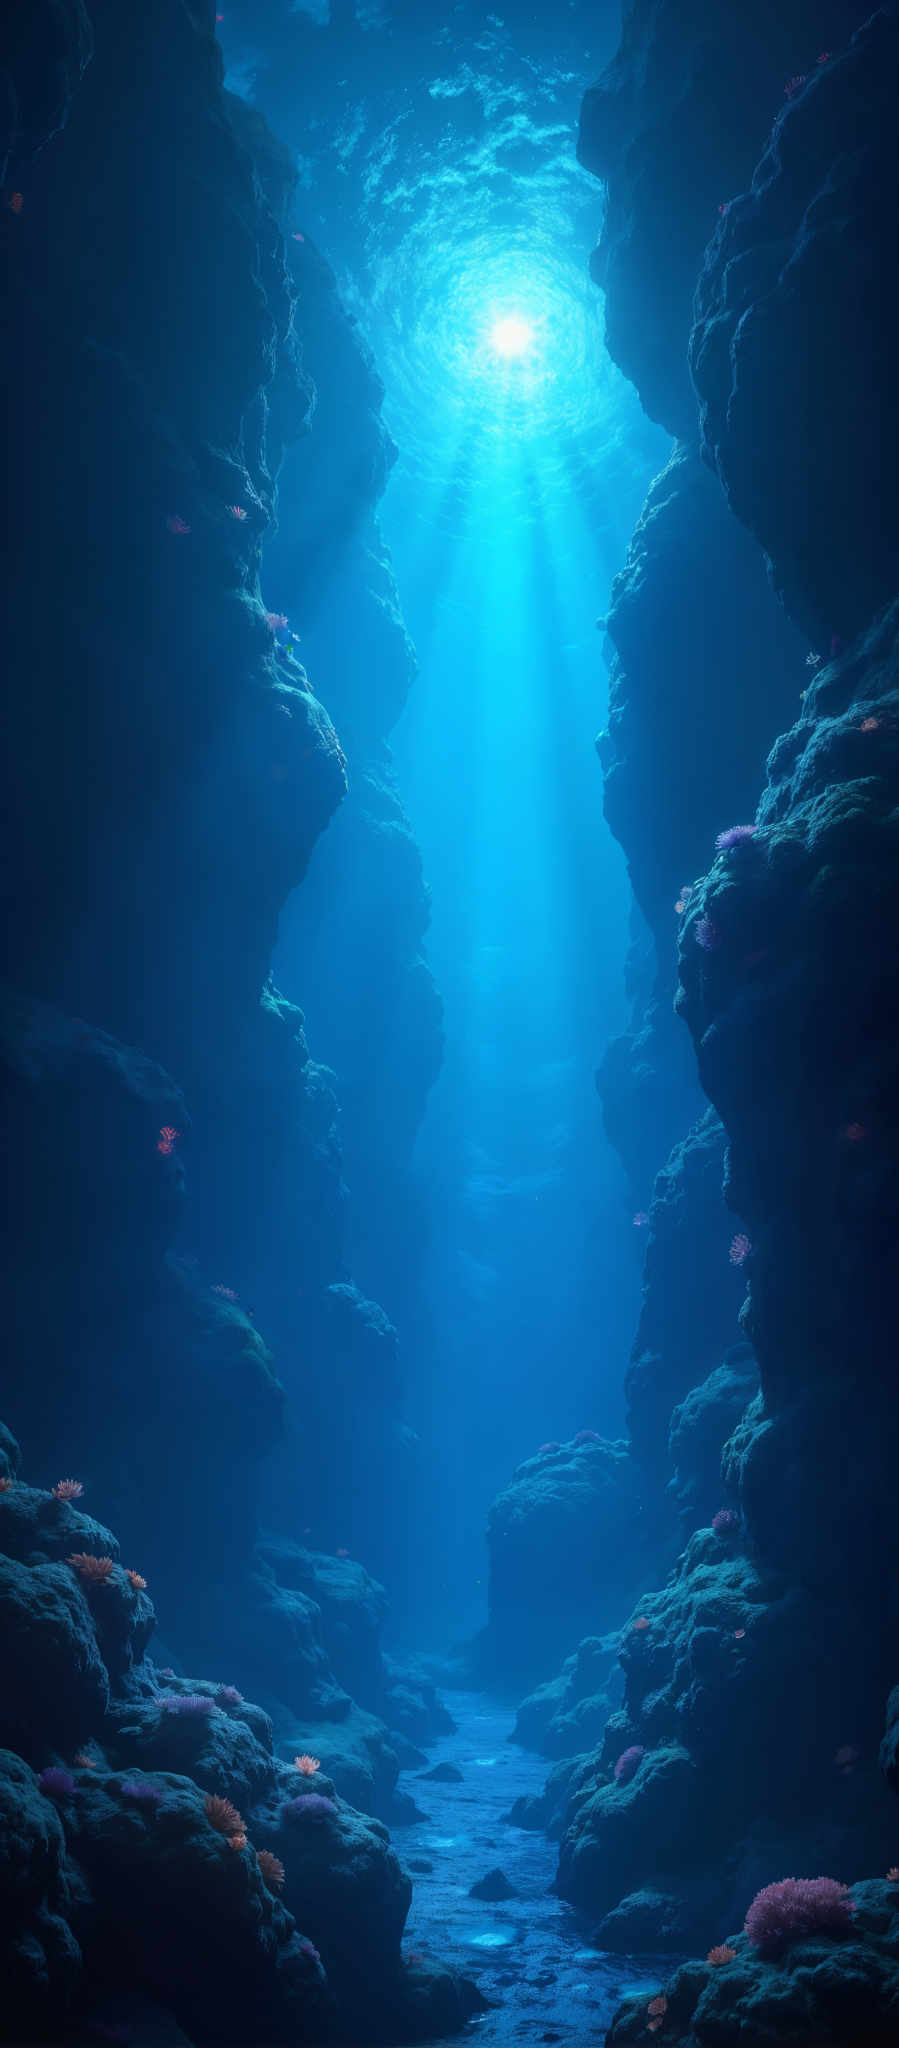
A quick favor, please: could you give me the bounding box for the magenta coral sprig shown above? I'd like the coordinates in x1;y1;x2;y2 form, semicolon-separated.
745;1877;854;1953
715;825;756;852
712;1508;739;1537
157;1692;216;1719
695;915;722;953
614;1746;645;1785
283;1793;336;1823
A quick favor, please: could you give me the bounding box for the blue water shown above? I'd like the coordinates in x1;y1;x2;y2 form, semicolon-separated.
392;1693;670;2041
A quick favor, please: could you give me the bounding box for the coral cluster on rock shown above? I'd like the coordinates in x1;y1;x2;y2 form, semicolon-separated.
496;7;899;2034
0;1425;485;2045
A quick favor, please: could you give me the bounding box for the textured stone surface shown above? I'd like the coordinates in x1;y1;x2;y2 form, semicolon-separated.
691;10;899;642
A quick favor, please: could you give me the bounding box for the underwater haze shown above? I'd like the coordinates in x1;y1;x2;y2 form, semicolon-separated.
4;1;899;2046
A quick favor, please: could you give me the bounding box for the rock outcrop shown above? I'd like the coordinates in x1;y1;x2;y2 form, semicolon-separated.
0;1424;484;2046
547;1;899;2000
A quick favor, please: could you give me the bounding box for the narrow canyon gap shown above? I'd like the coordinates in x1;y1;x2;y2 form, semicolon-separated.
2;4;899;2048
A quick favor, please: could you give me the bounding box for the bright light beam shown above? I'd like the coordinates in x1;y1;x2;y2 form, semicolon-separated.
489;313;534;359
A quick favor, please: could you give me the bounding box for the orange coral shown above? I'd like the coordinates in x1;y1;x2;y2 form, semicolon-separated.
257;1850;285;1889
707;1945;736;1966
74;1753;97;1770
228;1832;248;1851
632;1616;650;1633
294;1754;320;1776
125;1569;147;1591
67;1553;114;1583
53;1479;84;1502
648;1996;667;2018
204;1792;245;1838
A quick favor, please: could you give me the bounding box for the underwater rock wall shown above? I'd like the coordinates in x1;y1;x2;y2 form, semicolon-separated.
1;0;439;1848
0;1422;480;2047
519;0;899;1989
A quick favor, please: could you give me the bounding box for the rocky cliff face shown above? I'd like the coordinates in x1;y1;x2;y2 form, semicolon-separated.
504;2;899;2015
1;2;448;2037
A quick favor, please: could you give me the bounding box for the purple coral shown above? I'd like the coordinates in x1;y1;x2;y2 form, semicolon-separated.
283;1793;337;1823
712;1508;740;1537
695;915;723;952
157;1692;216;1718
216;1685;244;1708
573;1429;600;1445
745;1877;854;1953
614;1746;645;1785
39;1767;76;1798
121;1779;165;1806
715;824;757;852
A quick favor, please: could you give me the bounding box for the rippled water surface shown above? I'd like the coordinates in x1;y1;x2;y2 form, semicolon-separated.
391;1692;671;2044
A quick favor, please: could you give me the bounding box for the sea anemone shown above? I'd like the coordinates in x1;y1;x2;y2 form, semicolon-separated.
121;1779;164;1806
204;1793;245;1838
158;1692;216;1718
228;1831;248;1851
712;1508;739;1537
39;1767;76;1798
283;1793;336;1823
216;1685;243;1707
715;825;756;852
74;1753;97;1770
52;1479;84;1502
573;1429;600;1444
614;1746;645;1785
125;1569;147;1591
707;1945;736;1966
257;1850;285;1889
695;915;723;952
729;1233;751;1267
67;1553;115;1583
744;1877;854;1953
631;1617;650;1634
294;1754;320;1776
647;1994;667;2031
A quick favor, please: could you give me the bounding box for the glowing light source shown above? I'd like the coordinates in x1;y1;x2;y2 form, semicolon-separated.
489;313;534;359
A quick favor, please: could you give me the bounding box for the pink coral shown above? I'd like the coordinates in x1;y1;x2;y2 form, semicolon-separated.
614;1745;645;1784
573;1430;600;1444
52;1479;83;1502
695;915;722;952
715;825;756;852
712;1508;739;1537
729;1232;751;1267
283;1793;336;1822
744;1877;854;1953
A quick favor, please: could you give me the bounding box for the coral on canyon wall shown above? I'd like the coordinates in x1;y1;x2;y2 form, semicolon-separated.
0;0;451;2033
498;3;899;2014
0;1427;481;2046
